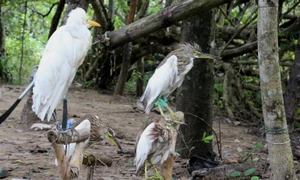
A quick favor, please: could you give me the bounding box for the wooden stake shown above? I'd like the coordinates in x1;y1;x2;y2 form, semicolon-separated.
47;119;91;180
161;111;184;180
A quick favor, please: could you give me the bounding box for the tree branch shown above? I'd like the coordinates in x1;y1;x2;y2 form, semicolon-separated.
106;0;232;49
222;41;257;60
30;2;59;18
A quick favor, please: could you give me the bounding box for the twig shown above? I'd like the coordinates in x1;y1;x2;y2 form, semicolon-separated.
184;112;222;160
29;2;59;17
219;7;258;56
218;7;235;27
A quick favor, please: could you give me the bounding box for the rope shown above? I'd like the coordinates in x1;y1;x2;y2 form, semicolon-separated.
261;125;288;137
262;125;291;145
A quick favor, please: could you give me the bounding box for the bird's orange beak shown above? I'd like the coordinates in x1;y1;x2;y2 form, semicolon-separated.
87;20;101;27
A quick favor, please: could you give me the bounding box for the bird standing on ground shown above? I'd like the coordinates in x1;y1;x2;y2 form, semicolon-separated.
137;43;218;116
0;8;100;125
135;112;184;180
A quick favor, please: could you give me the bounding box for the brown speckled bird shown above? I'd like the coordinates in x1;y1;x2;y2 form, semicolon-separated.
73;114;124;151
135;112;184;180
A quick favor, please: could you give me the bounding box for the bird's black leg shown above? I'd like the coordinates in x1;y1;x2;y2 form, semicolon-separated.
62;93;69;155
62;93;68;131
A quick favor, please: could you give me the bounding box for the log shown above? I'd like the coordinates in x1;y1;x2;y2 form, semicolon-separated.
106;0;231;49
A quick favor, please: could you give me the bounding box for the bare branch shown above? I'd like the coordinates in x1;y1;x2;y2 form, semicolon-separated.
222;42;257;60
29;2;59;18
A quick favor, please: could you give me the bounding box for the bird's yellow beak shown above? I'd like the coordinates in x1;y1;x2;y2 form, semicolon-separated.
193;51;221;60
87;20;101;27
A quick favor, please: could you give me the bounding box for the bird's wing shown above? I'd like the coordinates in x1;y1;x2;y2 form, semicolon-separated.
138;55;178;113
32;26;90;121
135;122;157;173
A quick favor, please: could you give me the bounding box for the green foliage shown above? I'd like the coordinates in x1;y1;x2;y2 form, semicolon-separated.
244;168;256;176
230;168;257;178
201;132;213;143
251;176;260;180
125;69;140;91
230;171;241;177
2;0;57;84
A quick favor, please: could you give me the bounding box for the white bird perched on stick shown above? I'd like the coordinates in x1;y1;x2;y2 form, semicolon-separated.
135;111;184;180
32;8;100;122
0;8;100;125
137;43;219;116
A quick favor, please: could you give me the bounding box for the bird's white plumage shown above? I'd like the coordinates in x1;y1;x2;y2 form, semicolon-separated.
138;55;179;113
135;122;156;172
32;8;91;121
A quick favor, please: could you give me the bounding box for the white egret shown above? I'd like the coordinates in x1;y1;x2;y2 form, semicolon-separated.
32;8;100;122
137;43;219;116
0;8;100;125
135;112;184;179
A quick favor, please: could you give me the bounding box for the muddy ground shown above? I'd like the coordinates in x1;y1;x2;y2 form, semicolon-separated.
0;84;298;180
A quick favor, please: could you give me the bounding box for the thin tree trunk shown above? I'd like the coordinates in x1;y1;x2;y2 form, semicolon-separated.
136;57;144;96
176;9;215;158
283;34;300;132
0;6;7;83
19;0;28;84
257;0;297;179
48;0;66;39
114;0;136;95
20;66;40;127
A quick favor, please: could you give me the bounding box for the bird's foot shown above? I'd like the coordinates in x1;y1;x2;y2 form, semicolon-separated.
147;173;164;180
70;164;80;179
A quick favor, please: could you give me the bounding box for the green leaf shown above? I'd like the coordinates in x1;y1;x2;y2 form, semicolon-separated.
244;168;256;176
230;171;241;177
237;147;243;153
250;176;259;180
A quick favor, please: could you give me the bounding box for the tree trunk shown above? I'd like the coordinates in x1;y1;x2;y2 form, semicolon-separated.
136;57;144;96
257;0;297;179
283;33;300;132
114;0;136;95
0;6;7;83
176;10;215;158
19;0;28;84
48;0;66;39
114;43;132;95
20;66;40;127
